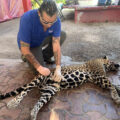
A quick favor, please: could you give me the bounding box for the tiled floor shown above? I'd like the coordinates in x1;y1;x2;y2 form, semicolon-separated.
0;59;120;120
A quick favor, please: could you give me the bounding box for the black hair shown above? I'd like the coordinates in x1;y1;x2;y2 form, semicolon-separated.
38;0;58;17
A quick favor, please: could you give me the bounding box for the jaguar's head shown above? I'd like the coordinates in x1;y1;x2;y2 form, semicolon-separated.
103;56;119;72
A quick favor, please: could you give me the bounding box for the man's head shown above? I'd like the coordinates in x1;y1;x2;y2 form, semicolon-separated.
38;0;58;28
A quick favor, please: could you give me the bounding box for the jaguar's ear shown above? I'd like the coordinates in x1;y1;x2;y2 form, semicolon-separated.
103;56;108;59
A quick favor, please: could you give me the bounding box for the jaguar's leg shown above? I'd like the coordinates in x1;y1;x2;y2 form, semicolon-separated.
7;90;28;108
110;86;120;104
7;81;38;108
115;85;120;96
5;75;45;108
31;83;60;120
92;76;120;104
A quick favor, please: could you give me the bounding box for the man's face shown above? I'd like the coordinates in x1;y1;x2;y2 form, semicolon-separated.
39;11;57;28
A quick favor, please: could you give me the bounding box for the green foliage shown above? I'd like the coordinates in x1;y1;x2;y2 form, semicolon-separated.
31;0;43;9
31;0;66;9
56;0;66;4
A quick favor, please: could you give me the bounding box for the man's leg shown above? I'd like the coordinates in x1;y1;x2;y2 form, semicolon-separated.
30;45;45;66
42;30;66;61
21;30;66;67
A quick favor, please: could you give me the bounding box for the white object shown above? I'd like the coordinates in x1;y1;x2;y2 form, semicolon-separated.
78;0;98;7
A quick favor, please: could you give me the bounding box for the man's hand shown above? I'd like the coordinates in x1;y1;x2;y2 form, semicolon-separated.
53;65;62;82
37;66;50;76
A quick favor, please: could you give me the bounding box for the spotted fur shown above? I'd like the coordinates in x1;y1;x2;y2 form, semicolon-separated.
0;56;120;120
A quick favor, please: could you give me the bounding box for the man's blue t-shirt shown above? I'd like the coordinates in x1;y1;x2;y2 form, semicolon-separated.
17;9;61;48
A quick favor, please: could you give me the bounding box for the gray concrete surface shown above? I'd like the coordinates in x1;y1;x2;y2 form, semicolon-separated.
0;9;120;62
0;9;120;120
0;57;120;120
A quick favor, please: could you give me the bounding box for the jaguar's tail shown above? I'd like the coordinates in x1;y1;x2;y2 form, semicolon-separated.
0;78;41;100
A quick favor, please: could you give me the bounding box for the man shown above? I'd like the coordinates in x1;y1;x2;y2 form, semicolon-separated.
17;0;66;82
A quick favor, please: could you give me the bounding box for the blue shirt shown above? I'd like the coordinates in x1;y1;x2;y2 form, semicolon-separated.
17;9;61;48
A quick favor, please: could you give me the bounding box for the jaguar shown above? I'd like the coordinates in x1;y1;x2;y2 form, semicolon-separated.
0;56;120;120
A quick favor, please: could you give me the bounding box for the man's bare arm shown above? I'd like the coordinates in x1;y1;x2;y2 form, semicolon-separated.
52;37;62;82
52;37;61;65
20;41;50;76
20;41;40;69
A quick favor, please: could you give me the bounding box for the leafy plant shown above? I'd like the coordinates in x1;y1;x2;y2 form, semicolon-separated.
31;0;43;9
31;0;66;9
56;0;66;4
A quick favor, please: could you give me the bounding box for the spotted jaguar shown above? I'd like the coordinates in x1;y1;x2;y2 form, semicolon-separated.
0;56;120;120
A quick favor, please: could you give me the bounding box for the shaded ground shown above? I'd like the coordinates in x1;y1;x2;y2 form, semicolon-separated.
0;9;120;62
0;59;120;120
